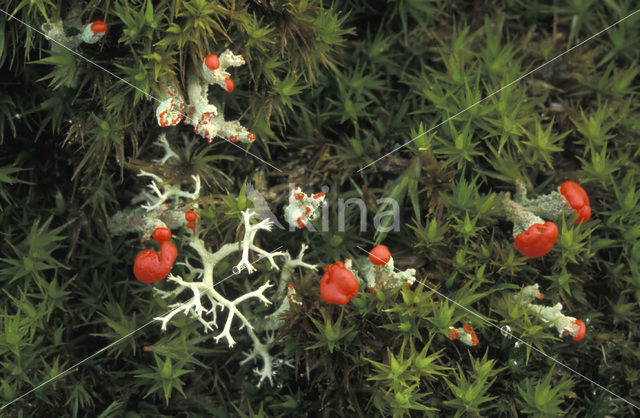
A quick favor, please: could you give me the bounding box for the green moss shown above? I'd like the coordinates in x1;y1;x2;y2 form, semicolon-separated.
1;0;640;416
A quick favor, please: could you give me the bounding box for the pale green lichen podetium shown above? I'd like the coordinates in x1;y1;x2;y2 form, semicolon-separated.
513;179;571;223
500;193;545;237
517;284;582;339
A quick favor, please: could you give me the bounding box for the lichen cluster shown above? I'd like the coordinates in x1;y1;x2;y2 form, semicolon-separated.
2;0;640;416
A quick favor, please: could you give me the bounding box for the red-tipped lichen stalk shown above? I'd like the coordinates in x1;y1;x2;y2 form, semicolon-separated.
517;284;586;341
320;261;359;305
133;227;178;283
502;196;558;258
448;324;479;346
514;179;591;224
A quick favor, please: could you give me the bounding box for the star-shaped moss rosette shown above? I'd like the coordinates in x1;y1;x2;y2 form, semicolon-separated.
516;284;586;341
155;50;256;144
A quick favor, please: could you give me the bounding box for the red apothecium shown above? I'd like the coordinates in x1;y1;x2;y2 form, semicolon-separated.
560;181;591;223
572;319;586;341
369;245;391;265
514;222;558;258
204;54;220;70
320;261;358;305
90;21;107;33
133;227;178;283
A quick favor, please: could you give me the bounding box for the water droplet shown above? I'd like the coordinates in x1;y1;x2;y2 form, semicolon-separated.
500;325;512;338
585;317;591;325
514;341;521;348
232;266;241;275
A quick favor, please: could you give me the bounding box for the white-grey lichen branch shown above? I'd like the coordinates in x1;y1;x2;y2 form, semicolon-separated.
152;210;316;386
109;137;317;387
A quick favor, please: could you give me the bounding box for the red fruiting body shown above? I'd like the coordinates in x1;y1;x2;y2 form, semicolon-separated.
514;222;558;258
185;210;197;223
463;324;474;334
224;77;234;92
369;245;391;265
320;261;359;305
133;228;177;283
90;21;107;33
187;221;196;230
560;181;591;223
152;227;172;243
448;328;460;340
158;110;168;126
573;319;586;341
204;54;220;70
